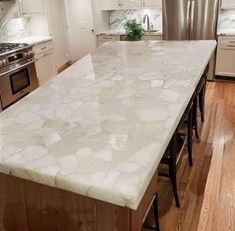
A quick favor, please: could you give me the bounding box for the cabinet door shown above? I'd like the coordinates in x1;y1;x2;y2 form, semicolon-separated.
121;0;142;8
97;35;121;47
142;0;162;7
35;53;55;86
144;35;162;41
216;36;235;77
20;0;44;15
100;0;120;10
221;0;235;9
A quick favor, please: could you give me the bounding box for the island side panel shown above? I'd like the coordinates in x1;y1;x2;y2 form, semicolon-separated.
0;171;158;231
0;173;130;230
0;174;29;231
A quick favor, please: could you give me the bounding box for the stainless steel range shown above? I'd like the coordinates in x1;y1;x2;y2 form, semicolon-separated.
0;43;38;111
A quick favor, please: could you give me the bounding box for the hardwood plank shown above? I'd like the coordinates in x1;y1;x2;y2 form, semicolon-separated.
153;82;235;231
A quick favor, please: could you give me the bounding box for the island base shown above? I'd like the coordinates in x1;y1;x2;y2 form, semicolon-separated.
0;172;158;231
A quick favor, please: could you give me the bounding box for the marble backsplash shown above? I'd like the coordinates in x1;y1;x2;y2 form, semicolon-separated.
218;9;235;32
0;1;31;42
109;9;162;32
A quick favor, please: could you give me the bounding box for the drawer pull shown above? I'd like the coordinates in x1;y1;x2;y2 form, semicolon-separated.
41;47;47;50
229;41;235;43
227;45;235;48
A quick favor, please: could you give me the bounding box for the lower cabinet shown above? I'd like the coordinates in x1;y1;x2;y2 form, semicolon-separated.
33;41;56;86
143;35;162;41
97;34;162;47
216;35;235;78
97;35;122;47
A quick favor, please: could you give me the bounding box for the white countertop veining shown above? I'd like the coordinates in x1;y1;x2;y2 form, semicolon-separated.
0;40;216;210
7;36;53;46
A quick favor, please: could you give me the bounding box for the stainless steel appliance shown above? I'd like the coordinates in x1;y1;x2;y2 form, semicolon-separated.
162;0;220;79
0;43;38;109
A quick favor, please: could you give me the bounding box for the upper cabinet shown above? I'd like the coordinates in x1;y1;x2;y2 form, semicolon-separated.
19;0;44;16
122;0;142;8
221;0;235;9
100;0;162;10
142;0;162;7
100;0;120;10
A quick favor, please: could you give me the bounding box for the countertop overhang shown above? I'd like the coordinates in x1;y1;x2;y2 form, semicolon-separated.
0;40;216;210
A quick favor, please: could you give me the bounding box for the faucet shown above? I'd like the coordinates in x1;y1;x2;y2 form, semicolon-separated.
143;14;150;31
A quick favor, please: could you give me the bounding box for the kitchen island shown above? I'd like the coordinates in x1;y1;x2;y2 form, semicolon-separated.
0;40;216;230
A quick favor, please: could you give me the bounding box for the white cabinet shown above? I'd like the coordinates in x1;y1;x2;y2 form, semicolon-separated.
19;0;44;16
100;0;161;10
33;41;56;86
97;34;162;47
216;36;235;77
100;0;120;10
97;35;121;47
221;0;235;9
121;0;142;8
144;35;162;40
142;0;162;7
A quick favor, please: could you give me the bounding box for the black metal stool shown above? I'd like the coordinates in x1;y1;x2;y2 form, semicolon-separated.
159;95;194;208
143;193;160;231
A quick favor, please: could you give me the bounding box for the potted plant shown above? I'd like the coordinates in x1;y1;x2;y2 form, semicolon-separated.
124;19;144;41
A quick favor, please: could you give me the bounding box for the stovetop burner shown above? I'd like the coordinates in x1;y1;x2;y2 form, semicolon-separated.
0;43;29;54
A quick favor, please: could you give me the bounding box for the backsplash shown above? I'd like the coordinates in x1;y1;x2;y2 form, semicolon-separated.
218;9;235;31
0;1;31;42
109;9;162;32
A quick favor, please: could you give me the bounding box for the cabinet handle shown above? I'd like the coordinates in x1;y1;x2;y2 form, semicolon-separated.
229;41;235;43
227;45;235;48
41;47;47;50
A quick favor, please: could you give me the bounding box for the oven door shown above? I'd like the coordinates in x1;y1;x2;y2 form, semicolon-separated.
0;60;38;109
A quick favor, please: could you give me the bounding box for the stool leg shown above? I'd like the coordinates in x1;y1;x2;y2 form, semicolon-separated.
153;193;160;231
193;97;200;141
187;108;193;167
199;85;205;122
169;133;180;208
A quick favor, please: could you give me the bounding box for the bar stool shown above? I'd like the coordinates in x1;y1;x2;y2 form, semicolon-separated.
143;193;160;231
193;69;208;140
159;96;194;208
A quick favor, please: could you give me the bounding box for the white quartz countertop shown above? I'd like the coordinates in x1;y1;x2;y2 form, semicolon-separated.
7;36;53;46
97;30;163;36
0;40;216;210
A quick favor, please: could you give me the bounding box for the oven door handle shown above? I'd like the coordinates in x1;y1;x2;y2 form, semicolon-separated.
0;59;37;77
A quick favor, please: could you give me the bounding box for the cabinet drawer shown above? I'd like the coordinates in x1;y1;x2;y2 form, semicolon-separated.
218;36;235;46
33;41;53;56
216;45;235;77
97;35;121;42
97;35;121;47
144;35;162;41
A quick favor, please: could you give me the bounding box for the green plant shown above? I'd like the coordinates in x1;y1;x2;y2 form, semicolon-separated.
124;19;144;41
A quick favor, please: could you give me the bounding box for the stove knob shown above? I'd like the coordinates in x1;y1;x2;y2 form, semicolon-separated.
2;59;7;66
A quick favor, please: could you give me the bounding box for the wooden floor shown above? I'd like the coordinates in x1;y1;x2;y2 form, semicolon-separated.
144;81;235;231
